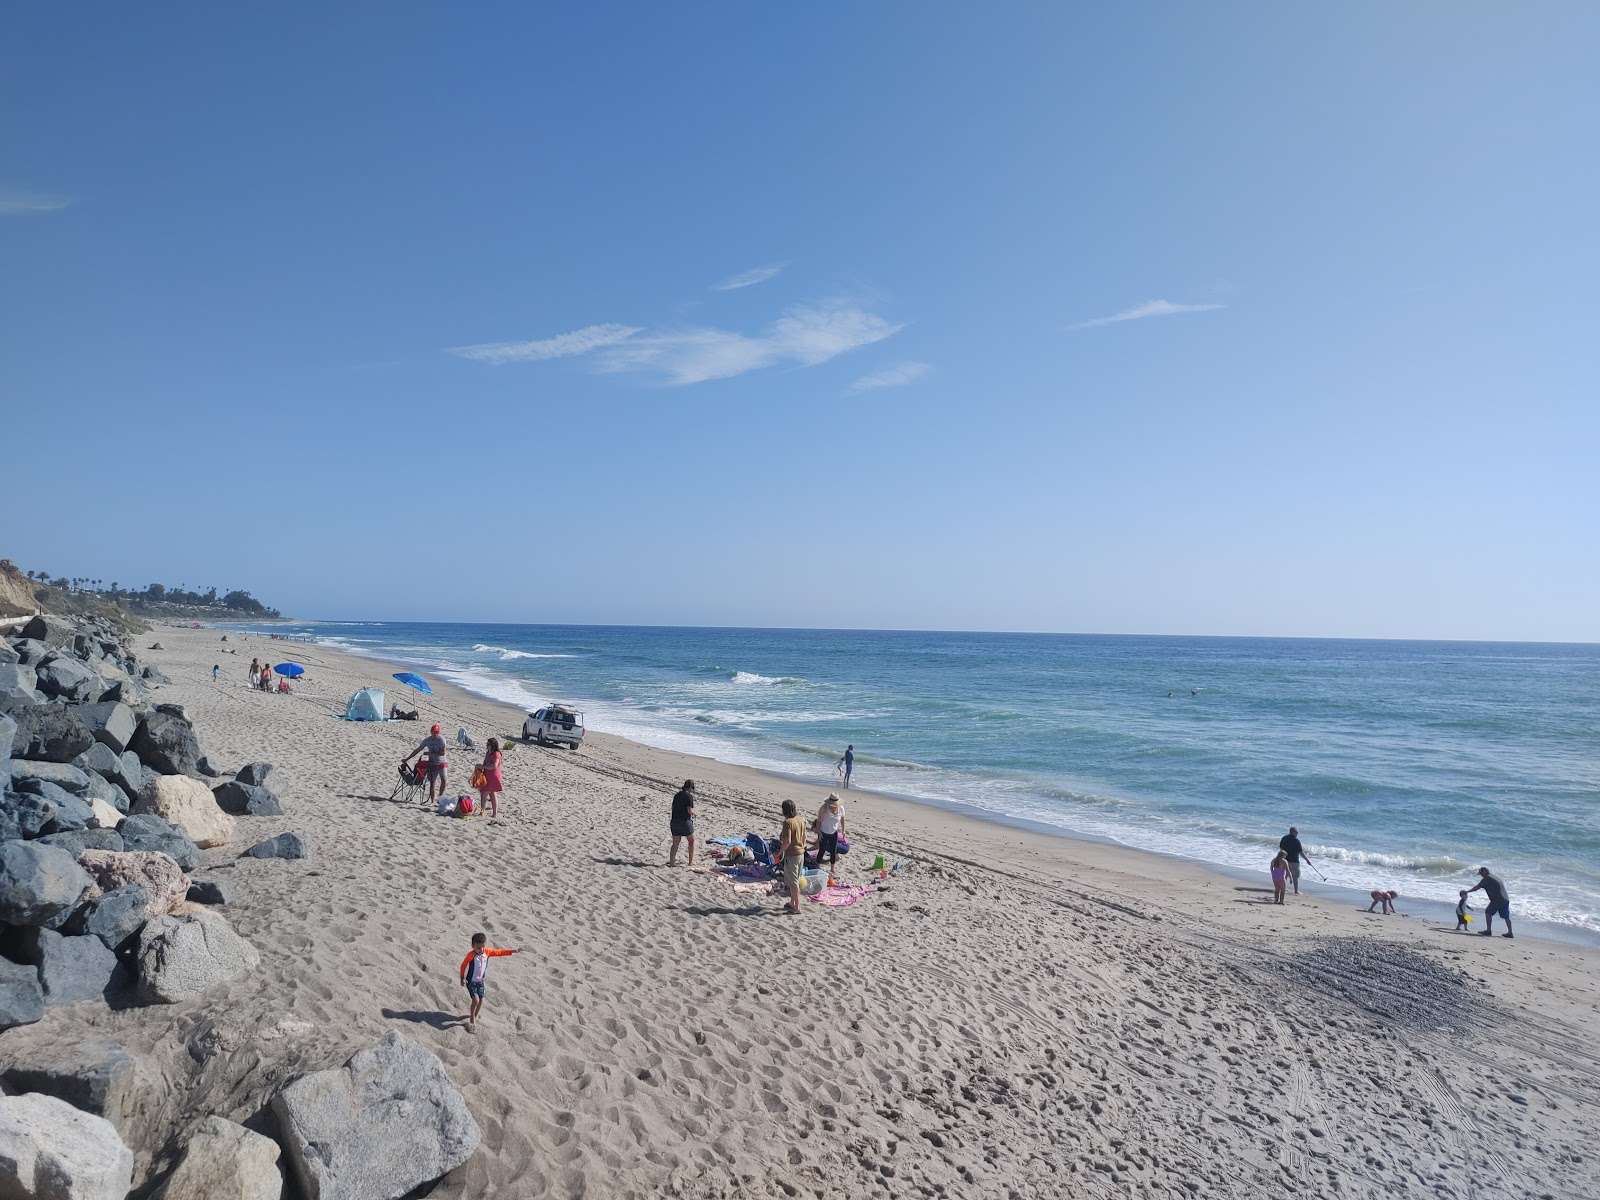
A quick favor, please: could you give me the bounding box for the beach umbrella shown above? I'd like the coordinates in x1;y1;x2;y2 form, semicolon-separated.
274;663;306;678
393;671;433;702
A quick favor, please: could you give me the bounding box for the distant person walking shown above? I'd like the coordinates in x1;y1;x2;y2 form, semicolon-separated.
1278;827;1313;895
836;745;855;789
259;663;272;692
211;664;220;682
814;794;846;872
1466;867;1513;938
668;780;697;867
403;724;450;803
474;737;503;820
248;658;260;689
777;798;807;914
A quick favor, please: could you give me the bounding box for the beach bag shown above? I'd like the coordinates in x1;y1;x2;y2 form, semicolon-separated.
469;766;488;790
436;795;456;816
457;794;475;816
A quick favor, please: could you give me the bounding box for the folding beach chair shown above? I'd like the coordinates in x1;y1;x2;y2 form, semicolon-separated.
389;760;429;804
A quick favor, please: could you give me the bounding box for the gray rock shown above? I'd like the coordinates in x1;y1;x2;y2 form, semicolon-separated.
135;909;259;1004
244;832;306;860
10;758;91;792
196;755;221;779
5;926;124;1006
0;842;92;926
129;710;201;776
75;700;138;755
19;614;77;647
116;749;145;801
0;710;15;760
31;786;94;835
213;781;283;817
1;790;56;839
35;656;101;702
235;762;274;787
272;1031;481;1200
62;884;149;948
118;812;204;871
35;828;125;857
73;739;122;779
0;1091;135;1200
8;703;94;763
152;1115;283;1200
79;770;127;814
0;642;17;664
0;1037;139;1134
0;958;44;1032
10;638;55;665
141;665;170;684
186;879;231;906
155;702;188;720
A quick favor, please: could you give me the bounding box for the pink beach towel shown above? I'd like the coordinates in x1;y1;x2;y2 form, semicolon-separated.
808;885;874;907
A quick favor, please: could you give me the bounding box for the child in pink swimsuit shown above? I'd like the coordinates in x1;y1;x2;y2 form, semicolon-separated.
1270;852;1289;905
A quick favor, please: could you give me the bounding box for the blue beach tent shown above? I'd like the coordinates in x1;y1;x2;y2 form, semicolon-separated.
344;688;385;722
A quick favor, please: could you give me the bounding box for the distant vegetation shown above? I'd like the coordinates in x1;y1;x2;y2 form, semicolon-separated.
3;559;281;620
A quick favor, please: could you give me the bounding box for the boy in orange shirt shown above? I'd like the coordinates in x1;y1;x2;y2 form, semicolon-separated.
459;932;519;1032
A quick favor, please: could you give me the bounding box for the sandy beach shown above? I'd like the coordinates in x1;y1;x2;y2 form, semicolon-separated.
7;623;1599;1199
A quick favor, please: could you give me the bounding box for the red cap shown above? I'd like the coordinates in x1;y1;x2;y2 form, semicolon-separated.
430;724;441;734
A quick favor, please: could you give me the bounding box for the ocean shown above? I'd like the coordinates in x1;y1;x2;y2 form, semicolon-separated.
251;622;1600;935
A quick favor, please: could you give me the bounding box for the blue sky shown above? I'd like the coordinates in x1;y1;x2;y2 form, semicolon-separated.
3;4;1596;640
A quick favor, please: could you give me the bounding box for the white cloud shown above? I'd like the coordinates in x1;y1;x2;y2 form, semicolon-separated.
598;303;904;385
0;188;72;216
1069;299;1224;329
448;323;641;365
849;361;932;394
711;262;788;291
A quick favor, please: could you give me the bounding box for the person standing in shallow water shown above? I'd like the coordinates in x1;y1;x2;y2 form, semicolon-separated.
669;780;696;867
1466;867;1514;938
836;744;855;789
1278;827;1314;895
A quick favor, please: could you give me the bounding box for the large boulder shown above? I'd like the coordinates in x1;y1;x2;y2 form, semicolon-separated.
115;750;145;802
118;813;204;871
74;702;138;756
1;790;56;840
213;781;283;817
0;663;42;707
35;786;94;835
63;884;151;948
244;832;306;860
0;959;44;1032
19;614;77;647
186;879;231;906
0;710;15;760
10;759;91;793
136;910;259;1004
0;842;92;926
152;1115;283;1200
271;1031;481;1200
77;850;189;917
0;1038;139;1136
4;926;123;1007
9;638;54;665
129;710;201;776
0;1091;134;1200
34;656;101;702
235;762;274;788
34;828;124;857
85;792;124;830
135;775;236;849
8;705;94;764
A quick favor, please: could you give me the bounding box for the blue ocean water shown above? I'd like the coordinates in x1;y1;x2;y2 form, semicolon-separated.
262;622;1600;933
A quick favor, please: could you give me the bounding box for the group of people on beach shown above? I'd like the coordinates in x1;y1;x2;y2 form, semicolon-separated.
401;724;504;819
1269;825;1514;937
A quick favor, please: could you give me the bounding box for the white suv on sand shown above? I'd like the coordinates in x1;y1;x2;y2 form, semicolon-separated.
523;705;584;750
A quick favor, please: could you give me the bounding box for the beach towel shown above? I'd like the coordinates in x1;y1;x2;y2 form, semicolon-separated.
731;881;775;895
744;831;775;868
809;885;874;907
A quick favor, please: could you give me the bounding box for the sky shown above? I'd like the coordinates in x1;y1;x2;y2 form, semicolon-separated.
3;4;1597;640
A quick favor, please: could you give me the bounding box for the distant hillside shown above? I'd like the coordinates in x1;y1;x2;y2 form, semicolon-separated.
0;557;282;626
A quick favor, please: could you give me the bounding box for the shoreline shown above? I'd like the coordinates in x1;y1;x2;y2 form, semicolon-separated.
224;618;1598;948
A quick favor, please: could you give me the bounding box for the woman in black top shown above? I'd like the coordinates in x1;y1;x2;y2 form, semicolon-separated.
669;780;696;867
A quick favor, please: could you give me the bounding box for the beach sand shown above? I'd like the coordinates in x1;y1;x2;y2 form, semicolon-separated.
8;625;1600;1198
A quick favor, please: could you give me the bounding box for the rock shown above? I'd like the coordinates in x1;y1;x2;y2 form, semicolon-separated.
75;701;138;755
4;926;123;1007
78;850;187;916
235;762;274;787
0;1091;134;1200
85;792;124;830
0;842;92;926
186;879;231;906
272;1031;480;1200
34;656;101;702
0;642;16;663
212;781;283;817
244;832;306;860
135;775;236;849
117;813;204;871
10;758;92;793
0;959;44;1032
129;710;201;776
72;739;122;780
195;755;221;779
0;1038;139;1135
8;705;94;763
0;710;17;761
30;785;94;835
62;884;150;947
1;790;56;839
152;1115;282;1200
34;828;125;857
19;614;77;647
141;665;169;684
10;638;55;665
115;750;144;801
136;909;259;1004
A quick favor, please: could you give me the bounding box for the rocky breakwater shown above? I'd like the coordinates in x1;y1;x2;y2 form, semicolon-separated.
0;613;481;1200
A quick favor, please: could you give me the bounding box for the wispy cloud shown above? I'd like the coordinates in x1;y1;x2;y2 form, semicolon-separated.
448;323;641;365
849;361;932;394
711;262;788;291
598;303;904;385
1069;299;1224;330
0;188;72;216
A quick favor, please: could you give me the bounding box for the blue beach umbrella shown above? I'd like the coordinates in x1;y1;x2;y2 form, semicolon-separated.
393;671;433;702
273;663;305;678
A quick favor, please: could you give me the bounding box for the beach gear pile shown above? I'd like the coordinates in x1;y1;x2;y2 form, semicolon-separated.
699;832;883;906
